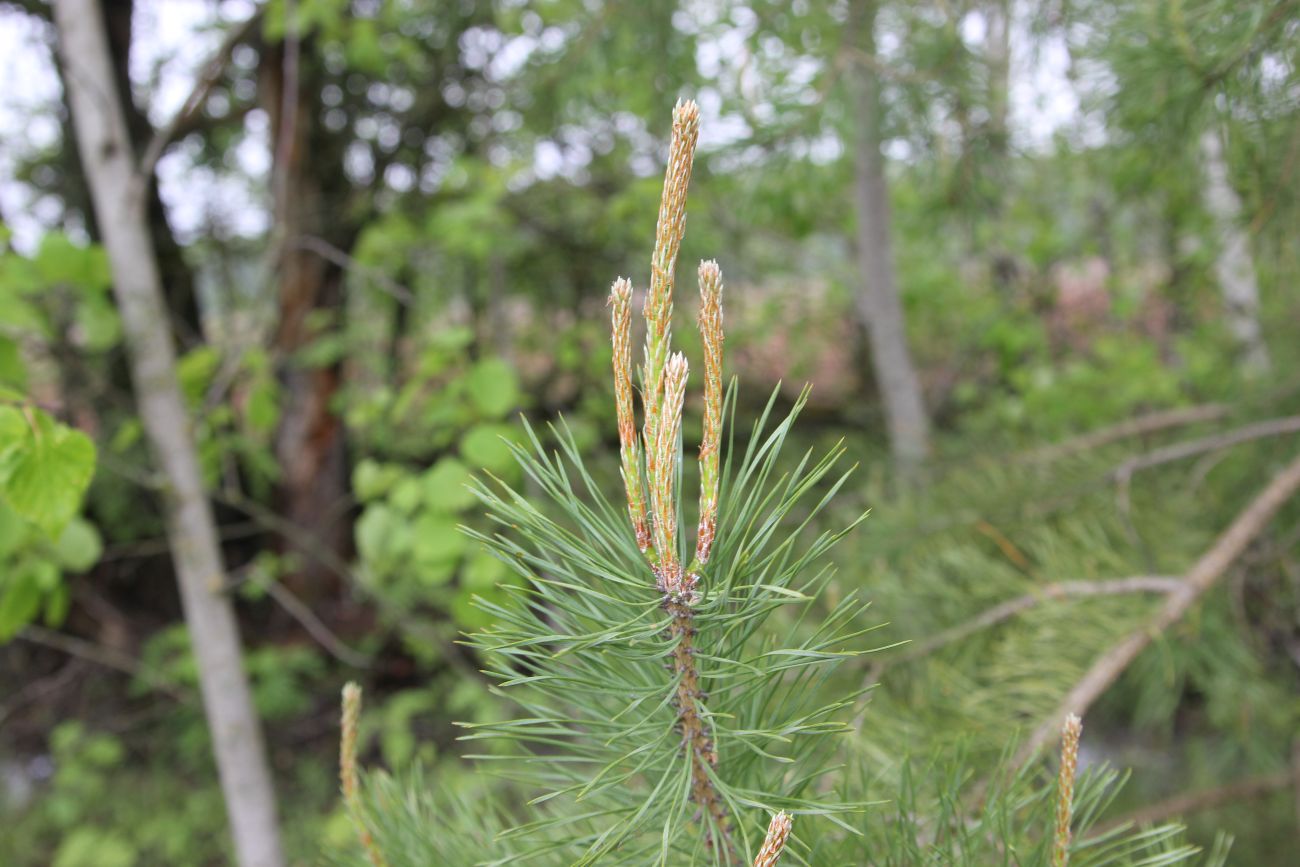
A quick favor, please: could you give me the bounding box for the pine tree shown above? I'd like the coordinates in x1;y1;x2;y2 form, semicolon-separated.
332;101;1225;867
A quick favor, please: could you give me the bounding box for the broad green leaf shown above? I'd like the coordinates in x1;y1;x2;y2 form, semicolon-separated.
464;357;520;419
460;423;517;474
0;406;97;538
390;476;424;515
0;499;26;557
462;549;507;591
53;516;103;571
355;503;411;570
52;828;136;867
353;458;402;501
421;457;475;513
0;560;50;639
73;297;121;351
410;512;465;581
33;233;111;292
244;376;281;435
176;346;220;406
0;335;27;389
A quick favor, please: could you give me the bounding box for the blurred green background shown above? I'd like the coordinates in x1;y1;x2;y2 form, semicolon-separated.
0;0;1297;863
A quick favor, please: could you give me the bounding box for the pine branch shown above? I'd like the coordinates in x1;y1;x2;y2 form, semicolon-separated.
877;576;1182;670
1092;771;1290;835
1027;404;1230;463
1016;451;1300;766
1111;415;1300;481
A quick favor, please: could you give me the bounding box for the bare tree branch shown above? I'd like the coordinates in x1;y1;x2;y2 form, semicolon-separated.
1014;451;1300;767
1092;772;1290;834
879;577;1183;669
19;625;189;701
297;235;416;305
262;581;370;669
1112;415;1300;482
137;8;264;181
1028;404;1230;463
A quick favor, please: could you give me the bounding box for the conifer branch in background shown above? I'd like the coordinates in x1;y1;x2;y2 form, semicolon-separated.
340;684;386;867
1053;713;1082;867
751;811;792;867
1017;450;1300;766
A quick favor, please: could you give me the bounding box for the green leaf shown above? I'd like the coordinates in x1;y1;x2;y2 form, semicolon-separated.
0;560;49;639
462;549;507;591
244;376;280;435
73;297;122;351
0;499;27;557
353;458;402;502
460;423;518;474
33;233;111;292
53;517;103;571
176;346;220;406
390;477;425;515
410;512;466;582
0;335;27;389
52;828;136;867
421;457;476;513
355;504;411;572
464;358;520;419
0;406;97;538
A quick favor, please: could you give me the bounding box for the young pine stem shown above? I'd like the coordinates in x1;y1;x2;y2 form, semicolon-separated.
609;98;736;854
693;260;724;573
751;811;793;867
652;354;690;594
641;100;700;503
1053;713;1083;867
340;683;387;867
609;278;651;554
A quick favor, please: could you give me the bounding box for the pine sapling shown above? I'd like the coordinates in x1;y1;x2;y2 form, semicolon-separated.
456;98;870;863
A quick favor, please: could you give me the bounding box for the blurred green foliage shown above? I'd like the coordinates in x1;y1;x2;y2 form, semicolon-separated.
1;0;1298;862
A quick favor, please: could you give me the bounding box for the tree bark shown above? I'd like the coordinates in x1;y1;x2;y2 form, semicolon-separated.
985;0;1011;163
1199;126;1271;375
52;3;285;866
260;38;352;598
849;0;931;470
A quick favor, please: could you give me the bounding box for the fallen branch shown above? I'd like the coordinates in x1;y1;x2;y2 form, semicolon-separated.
297;235;416;305
1028;404;1230;463
137;9;264;181
1014;451;1300;767
1111;415;1300;482
881;577;1183;668
263;580;370;669
1092;771;1290;834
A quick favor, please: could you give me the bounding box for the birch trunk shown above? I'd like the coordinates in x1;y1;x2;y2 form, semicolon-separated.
849;0;932;470
52;3;286;865
1199;126;1271;375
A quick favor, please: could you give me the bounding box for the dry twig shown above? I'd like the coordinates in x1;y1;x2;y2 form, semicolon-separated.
1014;451;1300;767
137;9;264;181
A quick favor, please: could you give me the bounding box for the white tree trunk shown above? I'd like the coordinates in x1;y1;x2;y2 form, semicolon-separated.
1199;126;1270;375
52;3;286;866
850;0;931;470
